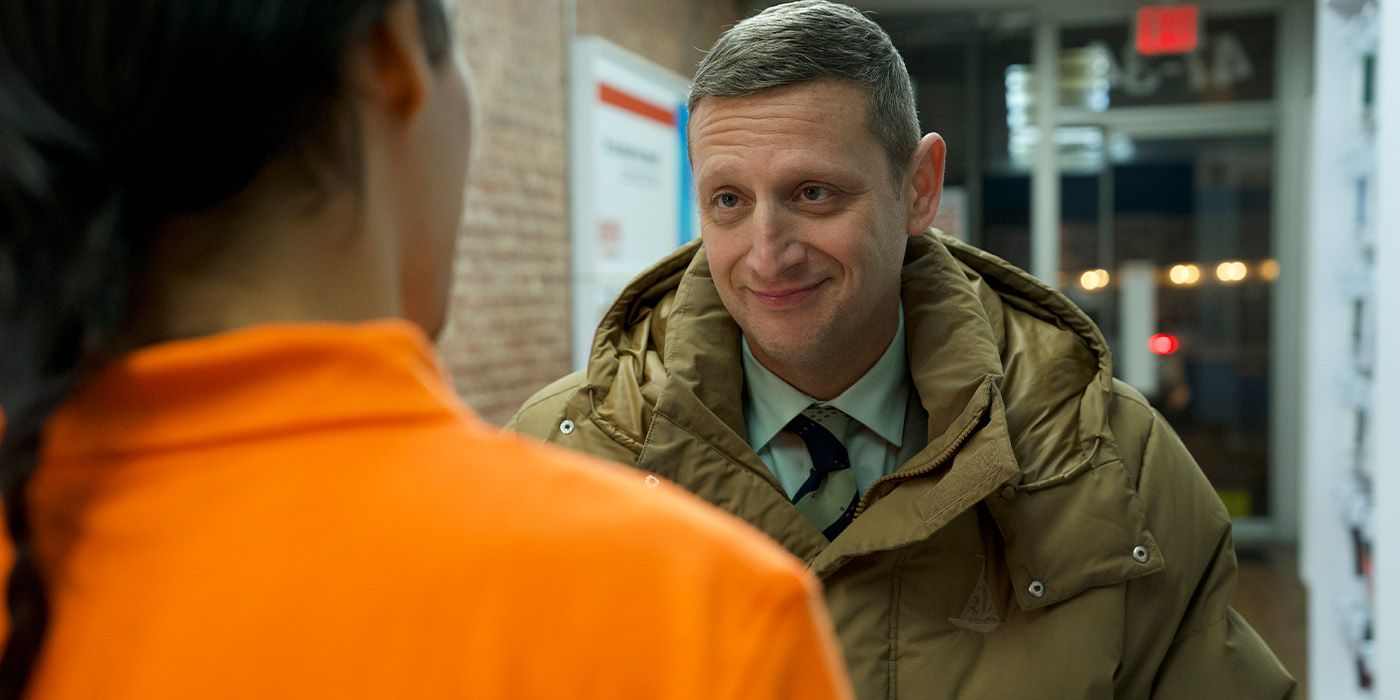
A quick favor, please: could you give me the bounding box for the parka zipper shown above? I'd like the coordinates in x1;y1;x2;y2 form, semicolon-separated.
853;397;990;517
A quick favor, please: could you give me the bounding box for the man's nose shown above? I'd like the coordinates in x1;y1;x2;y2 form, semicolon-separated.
745;203;804;281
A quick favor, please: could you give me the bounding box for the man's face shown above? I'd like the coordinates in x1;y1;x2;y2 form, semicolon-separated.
691;80;940;393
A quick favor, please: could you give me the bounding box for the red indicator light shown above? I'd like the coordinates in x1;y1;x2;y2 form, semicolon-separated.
1136;5;1199;56
1149;333;1180;355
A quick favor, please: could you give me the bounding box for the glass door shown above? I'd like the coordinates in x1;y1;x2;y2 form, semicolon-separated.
885;4;1297;539
1062;134;1276;519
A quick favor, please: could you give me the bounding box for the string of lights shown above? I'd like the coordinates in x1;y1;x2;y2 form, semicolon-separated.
1067;258;1281;291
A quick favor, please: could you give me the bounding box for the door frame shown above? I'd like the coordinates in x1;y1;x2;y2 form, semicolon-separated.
1025;0;1311;544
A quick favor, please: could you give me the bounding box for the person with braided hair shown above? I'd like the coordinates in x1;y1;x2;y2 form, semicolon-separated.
0;1;851;698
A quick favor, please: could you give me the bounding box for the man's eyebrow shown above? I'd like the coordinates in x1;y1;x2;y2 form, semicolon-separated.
699;156;860;180
693;160;742;187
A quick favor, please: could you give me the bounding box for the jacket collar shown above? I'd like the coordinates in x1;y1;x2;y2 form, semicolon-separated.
633;246;829;558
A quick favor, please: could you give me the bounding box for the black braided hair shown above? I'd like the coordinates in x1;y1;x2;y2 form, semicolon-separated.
0;1;451;695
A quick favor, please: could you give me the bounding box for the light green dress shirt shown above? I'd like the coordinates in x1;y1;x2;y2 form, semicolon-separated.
742;310;915;500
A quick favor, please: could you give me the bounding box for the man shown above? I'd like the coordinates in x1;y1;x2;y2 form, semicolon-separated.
510;1;1294;696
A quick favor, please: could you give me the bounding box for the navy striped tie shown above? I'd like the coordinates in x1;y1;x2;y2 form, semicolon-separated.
783;407;859;540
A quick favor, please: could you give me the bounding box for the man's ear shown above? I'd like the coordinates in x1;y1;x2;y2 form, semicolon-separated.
348;0;431;122
905;133;946;237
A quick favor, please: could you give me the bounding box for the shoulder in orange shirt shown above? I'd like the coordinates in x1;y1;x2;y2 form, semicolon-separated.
12;322;850;699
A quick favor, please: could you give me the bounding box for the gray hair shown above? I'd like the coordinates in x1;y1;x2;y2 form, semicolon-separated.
689;0;919;182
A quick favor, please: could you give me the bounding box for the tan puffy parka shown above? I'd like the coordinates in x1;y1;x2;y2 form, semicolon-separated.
508;232;1295;698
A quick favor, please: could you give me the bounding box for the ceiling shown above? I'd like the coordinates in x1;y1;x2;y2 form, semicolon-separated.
744;0;1291;22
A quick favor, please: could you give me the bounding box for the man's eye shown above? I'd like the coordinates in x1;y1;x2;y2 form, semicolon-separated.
801;186;830;202
716;193;741;208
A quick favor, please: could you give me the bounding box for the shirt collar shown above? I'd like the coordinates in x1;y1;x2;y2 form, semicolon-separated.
41;320;465;459
742;308;909;451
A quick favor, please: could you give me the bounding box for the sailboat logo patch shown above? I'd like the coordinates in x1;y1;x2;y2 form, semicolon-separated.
948;568;1002;633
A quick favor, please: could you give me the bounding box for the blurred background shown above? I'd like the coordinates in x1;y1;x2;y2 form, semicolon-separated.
439;1;1398;696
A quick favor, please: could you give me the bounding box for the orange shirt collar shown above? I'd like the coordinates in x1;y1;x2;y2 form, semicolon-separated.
43;320;467;460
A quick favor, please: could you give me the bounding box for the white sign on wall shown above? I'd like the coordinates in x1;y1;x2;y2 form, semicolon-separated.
570;37;696;370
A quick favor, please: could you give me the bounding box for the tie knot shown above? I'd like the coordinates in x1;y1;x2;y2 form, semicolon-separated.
782;407;850;474
780;404;858;540
800;404;850;440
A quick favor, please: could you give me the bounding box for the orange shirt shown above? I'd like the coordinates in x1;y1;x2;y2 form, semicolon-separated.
10;321;850;699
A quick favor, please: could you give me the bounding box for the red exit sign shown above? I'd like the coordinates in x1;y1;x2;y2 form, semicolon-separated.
1137;5;1200;55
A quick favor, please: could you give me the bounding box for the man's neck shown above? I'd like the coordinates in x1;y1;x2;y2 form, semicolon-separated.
746;310;903;401
764;353;883;402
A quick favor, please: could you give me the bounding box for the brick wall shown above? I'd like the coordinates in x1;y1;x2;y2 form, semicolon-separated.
576;0;744;78
440;0;571;424
440;0;745;425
